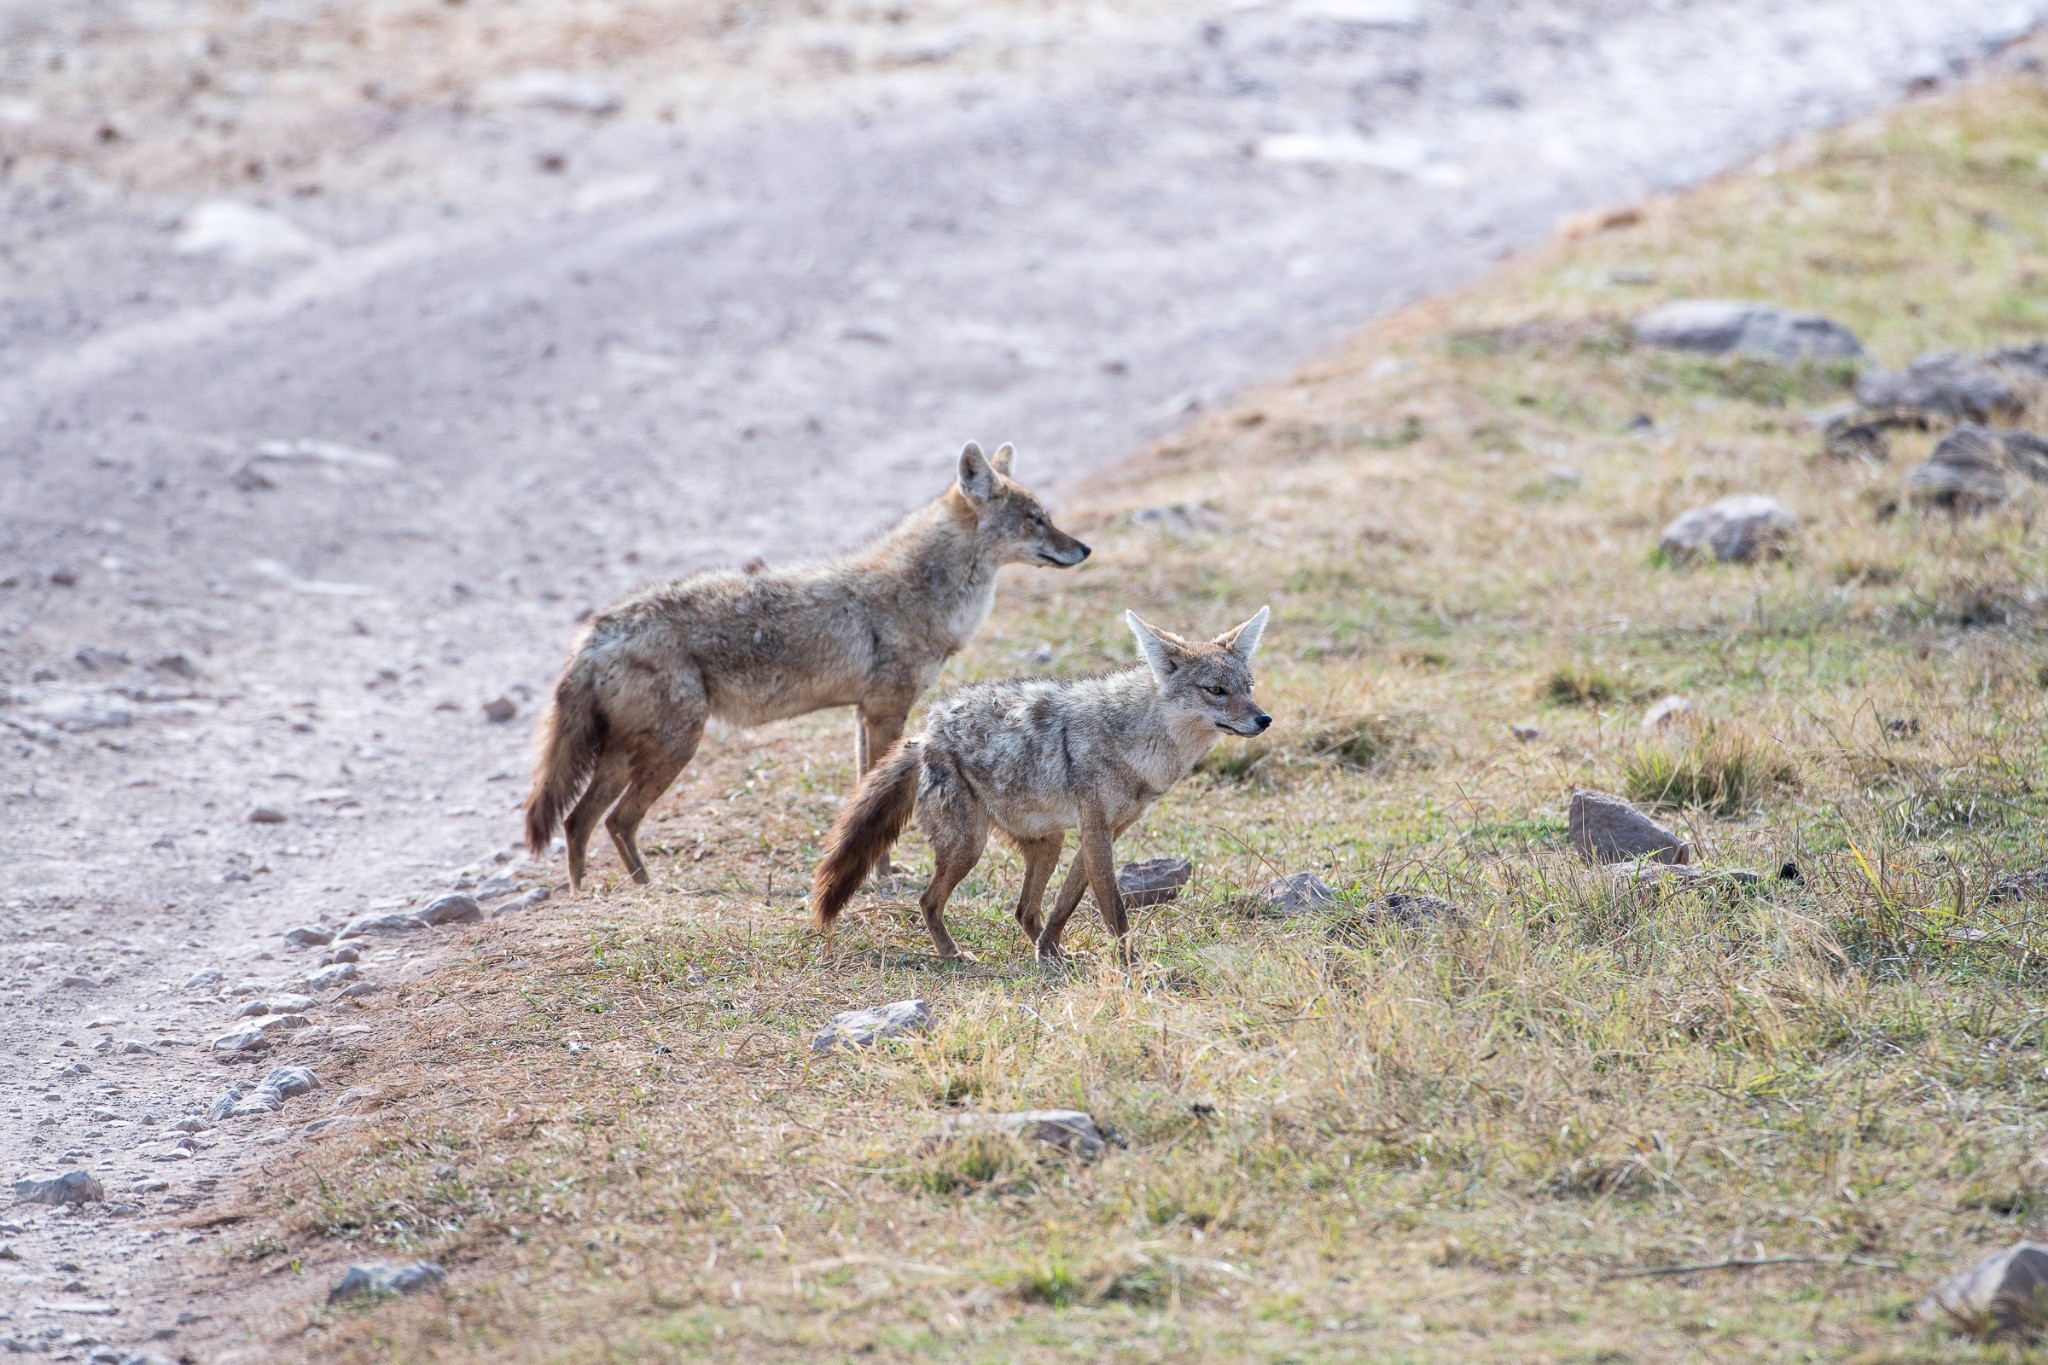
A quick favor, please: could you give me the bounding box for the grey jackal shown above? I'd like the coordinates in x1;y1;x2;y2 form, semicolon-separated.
525;443;1089;889
810;607;1271;961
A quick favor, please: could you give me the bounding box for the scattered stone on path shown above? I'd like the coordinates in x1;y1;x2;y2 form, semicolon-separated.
1569;789;1690;866
338;981;384;1000
1510;722;1541;742
811;999;933;1054
174;201;320;263
210;1014;309;1052
181;969;222;992
494;886;551;915
1117;857;1193;908
1925;1242;2048;1340
1856;350;2019;423
1257;871;1338;915
1366;891;1466;926
1904;424;2017;510
1989;868;2048;903
1632;300;1862;361
306;962;359;990
930;1110;1107;1160
326;1260;447;1305
226;1066;319;1117
480;69;622;115
13;1171;104;1207
248;806;288;825
284;925;335;949
339;910;427;938
322;945;362;965
481;697;518;723
1642;695;1693;730
1657;494;1798;564
417;893;483;926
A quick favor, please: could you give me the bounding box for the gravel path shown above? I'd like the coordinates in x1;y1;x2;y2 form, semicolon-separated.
2;0;2042;1353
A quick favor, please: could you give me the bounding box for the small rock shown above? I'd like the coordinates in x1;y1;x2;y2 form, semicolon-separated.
231;1001;270;1019
811;999;933;1054
339;910;427;938
494;886;551;915
322;945;363;965
1605;861;1704;892
227;1066;318;1117
1632;300;1862;361
481;69;621;115
1117;857;1193;908
12;1171;104;1206
174;201;320;263
284;925;335;949
1366;891;1466;926
248;807;288;825
481;697;518;724
208;1089;243;1122
209;1015;308;1053
1510;722;1541;742
1569;789;1690;866
473;875;520;901
1641;695;1692;730
930;1110;1106;1159
1257;872;1338;915
417;893;482;925
326;1260;447;1305
306;962;360;991
1857;350;2018;422
1658;494;1798;564
1904;424;2012;510
338;981;384;1000
1925;1242;2048;1340
265;994;314;1013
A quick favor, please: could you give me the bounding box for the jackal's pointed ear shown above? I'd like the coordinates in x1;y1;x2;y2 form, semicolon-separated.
957;442;997;504
989;442;1015;476
1126;610;1182;683
1215;605;1270;662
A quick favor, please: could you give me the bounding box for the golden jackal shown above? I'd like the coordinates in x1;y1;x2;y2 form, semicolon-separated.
525;442;1089;889
811;607;1271;961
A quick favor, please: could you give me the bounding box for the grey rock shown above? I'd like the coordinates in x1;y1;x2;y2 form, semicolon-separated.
481;697;518;723
338;981;384;1000
339;910;427;938
1658;494;1798;564
1904;424;2013;509
248;806;288;825
284;925;336;948
1510;722;1541;742
1926;1242;2048;1340
307;962;359;990
175;200;319;263
474;875;520;900
1569;789;1691;866
326;1260;447;1305
208;1088;243;1122
494;886;551;915
13;1171;104;1206
210;1014;309;1052
1367;891;1466;926
1990;868;2048;903
1633;299;1862;361
1117;857;1193;908
1857;350;2018;422
1605;860;1704;892
231;1001;269;1019
322;944;363;964
418;893;482;926
227;1066;318;1117
1987;341;2048;378
811;999;933;1054
931;1109;1106;1159
1257;871;1338;915
481;69;622;115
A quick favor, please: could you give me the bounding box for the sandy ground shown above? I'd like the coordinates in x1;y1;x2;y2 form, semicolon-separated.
2;0;2045;1355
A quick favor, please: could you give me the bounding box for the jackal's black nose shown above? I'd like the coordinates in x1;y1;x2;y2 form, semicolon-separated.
1073;542;1092;562
1253;712;1272;733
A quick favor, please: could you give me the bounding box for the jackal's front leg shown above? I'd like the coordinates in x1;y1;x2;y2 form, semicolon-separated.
1076;811;1132;965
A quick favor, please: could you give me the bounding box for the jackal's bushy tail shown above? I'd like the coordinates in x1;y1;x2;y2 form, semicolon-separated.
524;656;604;855
812;740;923;928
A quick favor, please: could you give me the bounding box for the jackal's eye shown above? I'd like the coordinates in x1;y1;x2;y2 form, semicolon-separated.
1202;684;1228;698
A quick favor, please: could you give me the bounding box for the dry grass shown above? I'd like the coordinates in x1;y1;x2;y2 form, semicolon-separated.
226;71;2048;1362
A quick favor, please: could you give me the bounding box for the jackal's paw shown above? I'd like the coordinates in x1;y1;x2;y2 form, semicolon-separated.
935;949;979;966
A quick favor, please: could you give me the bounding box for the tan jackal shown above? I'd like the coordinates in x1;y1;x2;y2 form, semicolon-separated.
810;607;1271;961
525;442;1089;889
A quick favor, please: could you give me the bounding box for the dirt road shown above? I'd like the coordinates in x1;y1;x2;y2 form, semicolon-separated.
2;0;2041;1353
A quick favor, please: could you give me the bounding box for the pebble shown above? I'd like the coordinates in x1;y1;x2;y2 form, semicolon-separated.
1657;494;1798;564
481;69;621;115
284;925;336;948
326;1260;447;1304
338;981;384;1000
1632;299;1862;361
174;201;320;263
339;910;426;938
1116;857;1193;908
209;1015;308;1052
225;1066;318;1117
417;893;482;926
12;1171;104;1206
248;807;288;825
1903;424;2012;510
1510;722;1541;742
1923;1241;2048;1340
1856;349;2018;422
1257;871;1338;915
811;999;933;1054
1365;891;1466;927
494;886;551;915
1989;868;2048;903
306;961;359;990
481;697;518;724
1641;695;1693;730
929;1109;1107;1159
181;969;223;991
1569;789;1690;866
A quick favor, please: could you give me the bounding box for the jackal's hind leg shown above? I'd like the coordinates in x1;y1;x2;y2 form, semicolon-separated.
1012;835;1063;944
1034;854;1092;963
563;749;629;892
1077;813;1130;963
605;719;705;886
914;780;987;960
